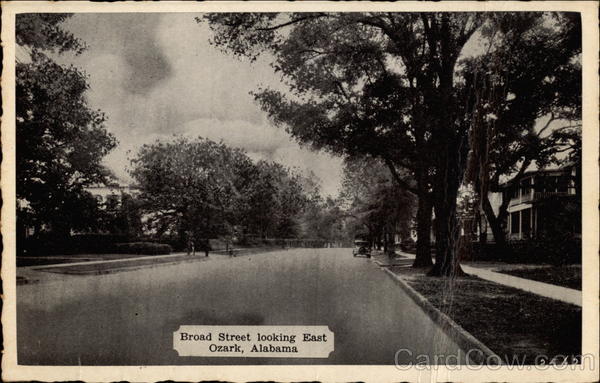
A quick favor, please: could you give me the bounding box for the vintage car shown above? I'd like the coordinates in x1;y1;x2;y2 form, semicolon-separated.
352;240;371;258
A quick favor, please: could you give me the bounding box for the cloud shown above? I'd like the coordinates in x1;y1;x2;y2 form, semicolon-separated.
122;37;171;94
271;146;344;198
181;117;291;156
64;14;281;136
64;14;171;95
61;13;343;197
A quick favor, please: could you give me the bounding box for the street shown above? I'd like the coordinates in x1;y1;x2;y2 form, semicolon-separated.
17;248;464;365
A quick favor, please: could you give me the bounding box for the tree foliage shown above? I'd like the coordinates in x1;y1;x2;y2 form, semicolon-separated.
16;14;117;236
129;136;311;246
339;157;416;251
464;12;581;245
16;14;86;54
239;160;308;239
100;192;144;237
203;12;483;275
300;195;348;244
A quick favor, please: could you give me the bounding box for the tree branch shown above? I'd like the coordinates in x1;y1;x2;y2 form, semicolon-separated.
537;112;556;136
382;157;419;195
256;14;327;32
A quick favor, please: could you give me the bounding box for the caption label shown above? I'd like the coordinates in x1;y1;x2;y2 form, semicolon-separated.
173;325;334;358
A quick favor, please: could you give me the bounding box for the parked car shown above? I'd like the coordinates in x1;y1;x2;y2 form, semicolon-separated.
352;240;371;258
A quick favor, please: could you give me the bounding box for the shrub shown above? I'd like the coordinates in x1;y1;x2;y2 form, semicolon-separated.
471;239;581;264
114;242;172;255
19;233;131;256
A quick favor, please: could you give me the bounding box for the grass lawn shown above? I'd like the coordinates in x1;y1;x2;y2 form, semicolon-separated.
496;265;581;290
390;266;581;364
16;253;166;267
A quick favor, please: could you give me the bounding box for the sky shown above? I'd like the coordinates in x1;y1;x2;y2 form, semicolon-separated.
58;13;344;197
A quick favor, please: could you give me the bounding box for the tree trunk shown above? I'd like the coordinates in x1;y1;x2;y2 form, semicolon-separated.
383;229;388;253
475;205;487;244
428;135;466;277
413;194;433;268
481;194;507;248
429;191;464;277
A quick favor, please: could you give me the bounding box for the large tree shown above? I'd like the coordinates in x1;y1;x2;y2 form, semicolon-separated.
16;14;117;237
203;13;483;275
130;136;311;250
130;137;253;253
464;12;581;247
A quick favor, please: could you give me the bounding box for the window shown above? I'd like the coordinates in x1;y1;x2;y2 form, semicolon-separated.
511;211;520;234
521;208;531;238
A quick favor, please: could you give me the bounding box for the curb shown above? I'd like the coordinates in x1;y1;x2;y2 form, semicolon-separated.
374;261;502;365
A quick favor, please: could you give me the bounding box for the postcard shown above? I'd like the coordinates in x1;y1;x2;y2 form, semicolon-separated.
2;1;598;382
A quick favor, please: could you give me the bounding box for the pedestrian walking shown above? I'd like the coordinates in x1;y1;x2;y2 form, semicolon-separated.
187;233;195;256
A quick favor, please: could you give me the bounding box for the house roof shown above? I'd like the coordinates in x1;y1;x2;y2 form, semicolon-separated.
499;162;577;188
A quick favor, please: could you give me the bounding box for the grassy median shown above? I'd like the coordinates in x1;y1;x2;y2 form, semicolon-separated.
390;266;582;364
496;265;581;290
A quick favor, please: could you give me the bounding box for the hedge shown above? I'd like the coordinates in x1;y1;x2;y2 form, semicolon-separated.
114;242;172;255
18;234;173;256
19;233;131;256
468;238;581;265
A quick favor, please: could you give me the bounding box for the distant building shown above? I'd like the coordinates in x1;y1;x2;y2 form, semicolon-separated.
85;183;140;210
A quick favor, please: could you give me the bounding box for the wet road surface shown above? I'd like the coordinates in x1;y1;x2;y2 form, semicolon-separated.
17;248;464;365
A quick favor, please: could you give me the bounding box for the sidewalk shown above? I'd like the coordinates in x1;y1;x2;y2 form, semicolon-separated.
371;251;412;267
392;251;582;307
461;264;581;306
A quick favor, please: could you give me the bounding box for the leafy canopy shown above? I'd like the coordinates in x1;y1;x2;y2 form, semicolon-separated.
16;14;117;235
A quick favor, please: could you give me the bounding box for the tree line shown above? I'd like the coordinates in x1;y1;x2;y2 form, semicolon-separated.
16;13;581;273
130;141;416;251
129;136;332;250
203;11;581;275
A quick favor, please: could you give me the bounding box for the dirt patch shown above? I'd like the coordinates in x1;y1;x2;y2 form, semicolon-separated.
389;266;581;364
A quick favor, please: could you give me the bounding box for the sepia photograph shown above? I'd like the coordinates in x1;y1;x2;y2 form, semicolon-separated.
2;1;598;382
